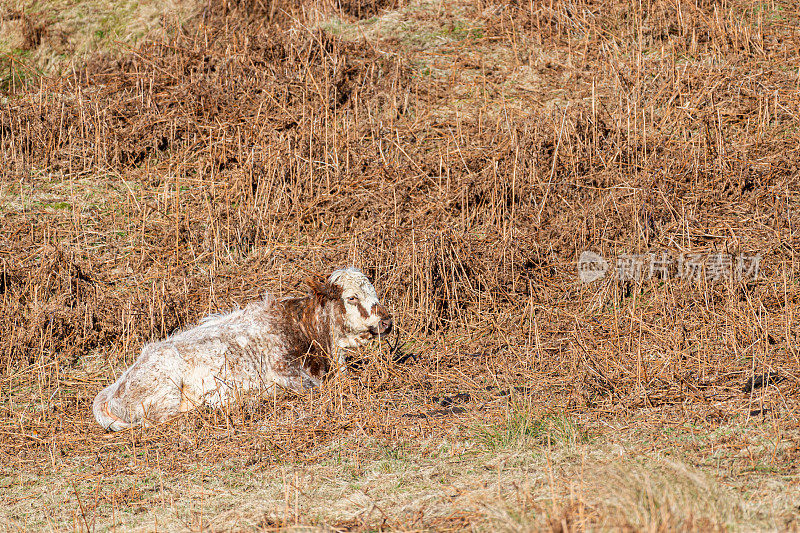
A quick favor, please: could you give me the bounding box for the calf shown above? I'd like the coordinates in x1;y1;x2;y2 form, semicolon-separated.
93;268;392;431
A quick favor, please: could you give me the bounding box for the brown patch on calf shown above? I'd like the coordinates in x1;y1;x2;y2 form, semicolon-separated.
356;302;369;319
372;303;390;319
278;293;338;382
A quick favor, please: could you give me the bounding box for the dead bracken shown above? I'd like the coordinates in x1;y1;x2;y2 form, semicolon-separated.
2;0;800;530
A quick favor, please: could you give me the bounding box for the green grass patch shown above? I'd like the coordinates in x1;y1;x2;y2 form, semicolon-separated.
477;404;591;451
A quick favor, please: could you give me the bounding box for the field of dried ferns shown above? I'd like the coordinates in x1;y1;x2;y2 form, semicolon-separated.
2;0;800;530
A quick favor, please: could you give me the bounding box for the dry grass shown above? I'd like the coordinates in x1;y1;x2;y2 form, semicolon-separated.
2;0;800;530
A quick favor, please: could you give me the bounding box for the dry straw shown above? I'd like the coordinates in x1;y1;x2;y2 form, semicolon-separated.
2;0;800;529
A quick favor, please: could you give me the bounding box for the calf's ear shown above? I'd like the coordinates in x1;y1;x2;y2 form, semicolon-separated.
305;276;328;297
305;276;342;301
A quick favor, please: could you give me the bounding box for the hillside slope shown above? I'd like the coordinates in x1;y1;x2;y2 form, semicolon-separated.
2;0;800;529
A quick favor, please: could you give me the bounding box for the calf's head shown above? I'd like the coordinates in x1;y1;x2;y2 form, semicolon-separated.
308;267;392;348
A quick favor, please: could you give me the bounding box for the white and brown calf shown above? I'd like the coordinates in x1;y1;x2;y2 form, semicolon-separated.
93;268;392;431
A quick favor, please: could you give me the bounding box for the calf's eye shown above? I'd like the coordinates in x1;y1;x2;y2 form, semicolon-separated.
347;296;359;303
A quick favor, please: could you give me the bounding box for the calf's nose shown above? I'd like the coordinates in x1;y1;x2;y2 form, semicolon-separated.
381;317;393;334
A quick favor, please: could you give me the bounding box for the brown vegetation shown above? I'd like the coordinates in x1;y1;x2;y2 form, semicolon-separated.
2;0;800;529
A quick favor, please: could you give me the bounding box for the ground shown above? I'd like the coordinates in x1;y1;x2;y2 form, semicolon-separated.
2;0;800;530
